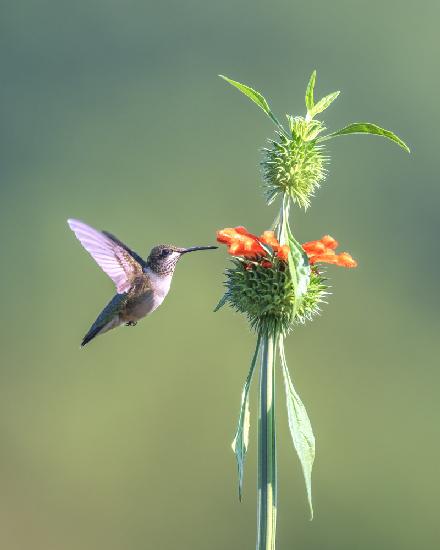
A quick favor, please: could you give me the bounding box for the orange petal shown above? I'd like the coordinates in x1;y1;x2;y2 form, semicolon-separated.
216;233;230;244
235;226;255;236
228;242;242;254
311;253;340;265
336;252;358;268
277;245;290;261
303;240;327;254
242;237;262;254
261;230;276;240
321;235;338;250
260;231;280;249
307;248;336;262
217;228;238;244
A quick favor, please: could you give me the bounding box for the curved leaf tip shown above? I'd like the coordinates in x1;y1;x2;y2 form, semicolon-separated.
219;74;271;115
320;122;410;153
219;74;285;133
305;70;317;111
309;91;340;118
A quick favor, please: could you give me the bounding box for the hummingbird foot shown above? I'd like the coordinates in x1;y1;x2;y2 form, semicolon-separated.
126;321;137;327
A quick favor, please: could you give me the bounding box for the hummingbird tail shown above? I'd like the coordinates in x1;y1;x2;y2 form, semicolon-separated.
81;294;126;347
81;315;121;347
81;325;102;347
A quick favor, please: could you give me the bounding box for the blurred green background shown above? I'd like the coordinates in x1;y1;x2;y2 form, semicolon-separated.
1;1;438;548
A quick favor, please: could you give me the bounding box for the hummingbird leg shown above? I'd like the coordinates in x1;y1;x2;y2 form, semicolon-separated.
126;321;137;327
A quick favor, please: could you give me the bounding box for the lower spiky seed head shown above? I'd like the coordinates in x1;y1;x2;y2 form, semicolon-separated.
218;258;328;335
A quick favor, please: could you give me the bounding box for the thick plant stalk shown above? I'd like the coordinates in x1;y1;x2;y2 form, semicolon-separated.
257;333;277;550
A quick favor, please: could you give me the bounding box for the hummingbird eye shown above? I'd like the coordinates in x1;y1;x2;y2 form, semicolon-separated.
160;248;172;257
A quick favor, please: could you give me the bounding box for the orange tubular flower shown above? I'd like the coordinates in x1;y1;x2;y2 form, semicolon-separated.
302;235;357;268
216;227;289;263
217;227;265;258
217;228;357;269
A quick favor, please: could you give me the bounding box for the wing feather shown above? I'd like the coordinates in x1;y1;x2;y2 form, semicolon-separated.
68;219;144;293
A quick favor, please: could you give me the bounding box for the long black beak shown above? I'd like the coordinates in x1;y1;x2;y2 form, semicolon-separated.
180;245;218;254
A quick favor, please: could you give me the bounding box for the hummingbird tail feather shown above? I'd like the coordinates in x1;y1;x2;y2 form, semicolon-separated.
81;316;121;347
81;325;103;347
80;294;127;347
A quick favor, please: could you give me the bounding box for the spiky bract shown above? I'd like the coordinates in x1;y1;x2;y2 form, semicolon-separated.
296;268;329;324
262;116;327;209
217;258;328;335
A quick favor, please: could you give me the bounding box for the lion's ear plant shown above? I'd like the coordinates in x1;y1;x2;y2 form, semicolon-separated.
215;71;409;550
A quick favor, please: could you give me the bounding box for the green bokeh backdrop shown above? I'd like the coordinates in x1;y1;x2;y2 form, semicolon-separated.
1;1;438;549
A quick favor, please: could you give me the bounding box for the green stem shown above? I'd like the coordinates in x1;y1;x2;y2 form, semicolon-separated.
276;194;291;245
257;333;277;550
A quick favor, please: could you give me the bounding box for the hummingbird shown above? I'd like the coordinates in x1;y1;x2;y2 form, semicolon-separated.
67;219;217;347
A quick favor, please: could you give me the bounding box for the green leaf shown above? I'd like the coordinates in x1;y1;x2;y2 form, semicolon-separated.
279;338;315;519
232;332;261;501
219;75;285;133
278;197;310;317
283;215;311;310
219;74;271;115
309;91;340;118
319;122;410;152
288;234;311;301
305;70;316;111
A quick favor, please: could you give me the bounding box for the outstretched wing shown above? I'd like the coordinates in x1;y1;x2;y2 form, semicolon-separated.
68;219;145;293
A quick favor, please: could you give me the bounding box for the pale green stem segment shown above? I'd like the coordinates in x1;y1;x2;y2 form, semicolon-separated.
232;331;262;501
276;194;290;245
257;333;278;550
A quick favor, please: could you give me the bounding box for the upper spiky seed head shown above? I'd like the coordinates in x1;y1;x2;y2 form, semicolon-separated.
262;116;327;209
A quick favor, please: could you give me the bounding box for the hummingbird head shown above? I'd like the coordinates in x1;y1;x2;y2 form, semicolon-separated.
146;244;218;275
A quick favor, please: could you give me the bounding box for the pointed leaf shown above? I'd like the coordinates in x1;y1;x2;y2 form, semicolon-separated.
219;75;271;115
319;122;410;152
287;235;311;301
279;338;315;519
309;91;340;118
219;75;285;133
305;70;316;111
232;333;261;500
279;198;310;311
283;218;311;315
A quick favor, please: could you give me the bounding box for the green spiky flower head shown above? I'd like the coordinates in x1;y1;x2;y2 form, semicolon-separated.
217;258;328;335
219;70;409;211
214;227;330;335
262;116;327;209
